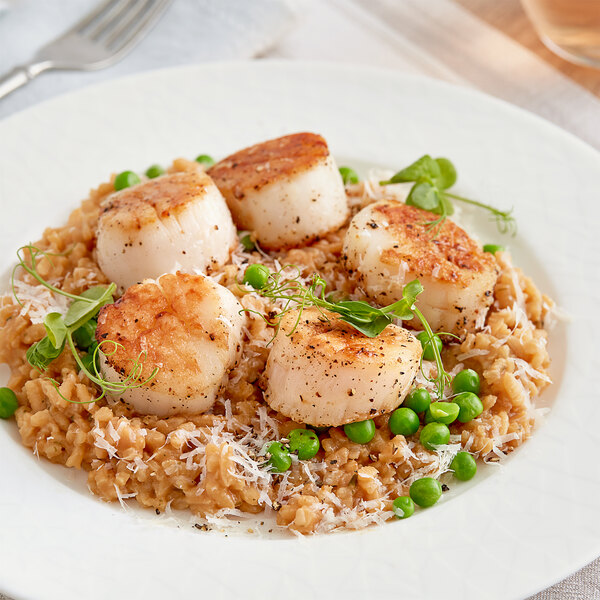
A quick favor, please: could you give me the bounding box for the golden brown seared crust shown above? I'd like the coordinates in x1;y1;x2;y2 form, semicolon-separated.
283;310;413;365
208;132;329;200
99;169;212;230
96;272;225;380
374;202;496;285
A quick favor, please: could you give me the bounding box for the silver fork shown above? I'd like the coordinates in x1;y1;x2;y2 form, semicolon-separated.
0;0;173;100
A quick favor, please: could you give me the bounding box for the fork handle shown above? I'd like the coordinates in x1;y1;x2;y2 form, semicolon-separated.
0;64;48;100
0;66;33;100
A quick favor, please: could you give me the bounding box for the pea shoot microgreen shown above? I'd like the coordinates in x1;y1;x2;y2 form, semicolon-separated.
12;244;158;404
380;155;516;237
241;265;452;399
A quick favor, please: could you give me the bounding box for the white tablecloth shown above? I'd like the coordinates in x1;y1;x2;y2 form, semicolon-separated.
0;1;598;598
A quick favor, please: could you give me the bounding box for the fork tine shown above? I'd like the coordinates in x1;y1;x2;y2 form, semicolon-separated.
110;0;173;53
69;0;122;35
102;0;151;47
87;0;133;41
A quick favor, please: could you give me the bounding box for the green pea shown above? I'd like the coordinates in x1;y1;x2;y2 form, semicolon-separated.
114;170;140;191
419;422;450;450
392;496;415;519
428;401;459;425
452;368;480;395
240;233;255;252
483;244;505;254
195;154;215;167
145;164;165;179
288;428;320;460
266;441;291;472
72;319;97;350
0;387;19;419
339;166;359;185
424;409;436;424
450;451;477;481
416;331;443;361
403;388;431;413
243;264;270;289
344;419;376;444
389;407;420;436
453;392;484;423
409;477;442;507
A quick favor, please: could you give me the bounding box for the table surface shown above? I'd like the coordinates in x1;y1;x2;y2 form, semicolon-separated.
0;1;599;599
458;0;600;98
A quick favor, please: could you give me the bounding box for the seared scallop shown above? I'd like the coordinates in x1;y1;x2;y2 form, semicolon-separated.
96;167;236;290
343;201;498;337
95;271;244;417
263;308;421;427
208;132;349;250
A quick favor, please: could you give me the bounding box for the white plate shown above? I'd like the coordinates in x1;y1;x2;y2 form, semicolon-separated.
1;61;599;600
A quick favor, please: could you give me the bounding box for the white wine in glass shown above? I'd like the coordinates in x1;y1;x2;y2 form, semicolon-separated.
522;0;600;67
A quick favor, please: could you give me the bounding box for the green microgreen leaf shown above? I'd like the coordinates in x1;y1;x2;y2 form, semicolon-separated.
337;313;392;337
434;158;457;190
331;300;386;323
26;336;65;371
382;155;440;185
384;300;414;321
402;279;424;304
44;312;67;349
383;278;424;320
64;285;115;329
329;300;393;336
440;194;455;216
406;181;442;212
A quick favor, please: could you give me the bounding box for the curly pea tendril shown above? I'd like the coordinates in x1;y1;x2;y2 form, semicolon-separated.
240;265;453;400
12;244;158;404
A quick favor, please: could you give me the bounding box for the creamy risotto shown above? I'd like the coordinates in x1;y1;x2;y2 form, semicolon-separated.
0;134;555;535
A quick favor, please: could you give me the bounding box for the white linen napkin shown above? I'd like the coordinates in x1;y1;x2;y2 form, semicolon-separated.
0;0;299;119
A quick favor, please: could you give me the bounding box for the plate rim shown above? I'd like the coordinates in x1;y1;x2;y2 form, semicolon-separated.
2;58;600;162
0;59;599;600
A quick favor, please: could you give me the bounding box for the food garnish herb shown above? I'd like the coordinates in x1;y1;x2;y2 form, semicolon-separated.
380;155;516;237
13;244;157;404
338;166;360;185
242;265;452;399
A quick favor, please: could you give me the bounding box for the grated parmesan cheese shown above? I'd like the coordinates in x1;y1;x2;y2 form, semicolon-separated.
7;280;69;324
455;348;490;361
113;484;136;509
512;358;552;385
92;424;119;459
106;421;120;443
